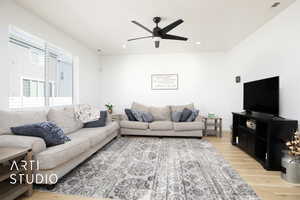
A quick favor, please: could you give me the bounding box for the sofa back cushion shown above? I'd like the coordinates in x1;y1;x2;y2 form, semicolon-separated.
131;102;149;113
149;106;171;121
47;106;83;134
170;103;194;113
0;110;47;135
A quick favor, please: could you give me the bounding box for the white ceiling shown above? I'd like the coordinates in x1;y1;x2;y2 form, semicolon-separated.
15;0;295;55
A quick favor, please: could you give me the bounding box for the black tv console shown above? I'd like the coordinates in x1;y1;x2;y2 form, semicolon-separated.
232;112;298;170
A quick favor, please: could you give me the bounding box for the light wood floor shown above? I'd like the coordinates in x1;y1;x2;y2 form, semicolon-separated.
19;132;300;200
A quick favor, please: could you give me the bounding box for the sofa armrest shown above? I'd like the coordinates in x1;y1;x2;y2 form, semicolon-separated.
121;114;128;121
0;135;46;155
195;115;205;122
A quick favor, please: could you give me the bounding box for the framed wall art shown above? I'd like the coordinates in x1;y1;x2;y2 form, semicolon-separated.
151;74;178;90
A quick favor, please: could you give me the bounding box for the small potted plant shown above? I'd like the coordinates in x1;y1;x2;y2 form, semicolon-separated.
282;131;300;183
105;103;113;114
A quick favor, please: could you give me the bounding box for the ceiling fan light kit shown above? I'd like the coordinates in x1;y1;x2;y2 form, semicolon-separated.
128;16;188;48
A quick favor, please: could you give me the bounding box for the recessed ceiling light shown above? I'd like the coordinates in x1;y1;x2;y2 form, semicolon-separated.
122;44;127;49
97;49;101;52
271;2;281;8
195;42;201;45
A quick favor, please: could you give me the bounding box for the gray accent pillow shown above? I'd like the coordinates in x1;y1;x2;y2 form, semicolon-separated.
186;109;200;122
171;111;182;122
180;108;193;122
142;112;154;123
84;111;107;128
131;110;144;122
11;122;70;147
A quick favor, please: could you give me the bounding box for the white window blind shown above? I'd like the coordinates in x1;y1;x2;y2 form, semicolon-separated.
8;26;73;108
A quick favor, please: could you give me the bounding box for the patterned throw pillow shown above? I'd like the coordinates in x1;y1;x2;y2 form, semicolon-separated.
125;109;137;121
179;108;193;122
141;112;154;123
131;110;144;122
186;109;200;122
11;122;70;147
74;104;101;123
171;111;182;122
84;111;107;128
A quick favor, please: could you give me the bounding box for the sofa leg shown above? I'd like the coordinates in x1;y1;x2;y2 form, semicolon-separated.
46;184;56;190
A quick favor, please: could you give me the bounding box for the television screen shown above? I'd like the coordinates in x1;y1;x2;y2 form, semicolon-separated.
243;76;279;115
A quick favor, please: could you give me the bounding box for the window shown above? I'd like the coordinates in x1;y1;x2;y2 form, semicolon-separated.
8;26;73;108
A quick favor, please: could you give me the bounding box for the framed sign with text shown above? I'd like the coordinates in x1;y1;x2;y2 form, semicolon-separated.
151;74;178;90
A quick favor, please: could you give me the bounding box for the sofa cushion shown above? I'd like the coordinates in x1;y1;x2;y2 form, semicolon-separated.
173;122;204;131
35;137;90;170
70;122;119;147
170;103;194;113
0;135;46;154
0;110;47;135
69;128;106;147
149;121;173;130
120;121;149;130
47;106;83;134
131;102;149;113
149;106;171;121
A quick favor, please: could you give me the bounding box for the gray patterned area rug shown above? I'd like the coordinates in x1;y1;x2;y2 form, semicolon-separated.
40;137;260;200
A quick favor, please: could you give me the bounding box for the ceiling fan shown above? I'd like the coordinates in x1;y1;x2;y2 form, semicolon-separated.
128;17;188;48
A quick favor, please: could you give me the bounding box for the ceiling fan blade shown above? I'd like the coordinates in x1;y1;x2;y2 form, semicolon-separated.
155;40;160;48
131;21;153;34
161;19;184;33
128;36;153;41
161;34;188;41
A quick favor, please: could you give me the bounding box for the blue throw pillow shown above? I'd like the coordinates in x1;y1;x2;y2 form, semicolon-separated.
186;109;200;122
171;111;182;122
179;108;193;122
84;110;107;128
141;112;154;123
125;109;137;121
131;109;144;122
11;122;70;147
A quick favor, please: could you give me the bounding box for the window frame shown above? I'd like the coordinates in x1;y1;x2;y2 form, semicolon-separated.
9;25;74;109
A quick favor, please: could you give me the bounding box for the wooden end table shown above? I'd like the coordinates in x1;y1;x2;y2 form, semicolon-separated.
203;116;223;137
0;147;33;200
111;114;122;122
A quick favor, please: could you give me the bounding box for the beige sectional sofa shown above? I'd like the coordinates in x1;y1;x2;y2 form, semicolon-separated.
120;102;204;137
0;106;119;185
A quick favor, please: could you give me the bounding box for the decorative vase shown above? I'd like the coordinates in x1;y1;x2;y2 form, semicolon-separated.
107;109;113;114
281;150;300;184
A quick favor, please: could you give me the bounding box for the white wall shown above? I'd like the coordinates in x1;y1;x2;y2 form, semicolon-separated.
1;0;299;131
227;0;300;127
99;1;300;130
0;0;102;109
99;53;233;130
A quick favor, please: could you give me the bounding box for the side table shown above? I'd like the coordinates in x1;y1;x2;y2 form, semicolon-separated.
0;147;33;200
203;116;222;137
111;114;122;137
111;114;122;122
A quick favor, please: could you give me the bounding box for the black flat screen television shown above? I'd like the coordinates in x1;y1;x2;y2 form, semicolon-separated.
243;76;279;116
